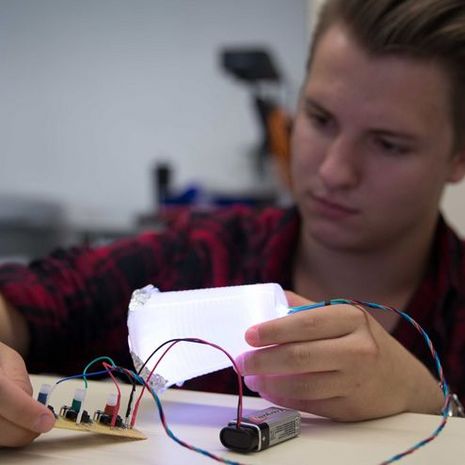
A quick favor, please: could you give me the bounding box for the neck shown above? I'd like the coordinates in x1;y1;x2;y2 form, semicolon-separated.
293;220;438;311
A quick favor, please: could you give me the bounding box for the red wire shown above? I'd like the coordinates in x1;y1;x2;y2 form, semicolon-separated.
102;361;122;427
130;340;178;427
130;338;244;428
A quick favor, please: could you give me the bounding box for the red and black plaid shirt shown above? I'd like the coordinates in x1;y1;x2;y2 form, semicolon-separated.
0;206;464;401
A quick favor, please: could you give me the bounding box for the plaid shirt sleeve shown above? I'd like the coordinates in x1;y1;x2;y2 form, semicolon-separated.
0;206;294;383
0;229;193;374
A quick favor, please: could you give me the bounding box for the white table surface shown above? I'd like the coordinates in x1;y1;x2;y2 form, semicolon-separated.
1;375;463;465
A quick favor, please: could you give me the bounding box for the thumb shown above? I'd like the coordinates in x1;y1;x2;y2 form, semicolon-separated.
0;343;55;434
0;374;56;433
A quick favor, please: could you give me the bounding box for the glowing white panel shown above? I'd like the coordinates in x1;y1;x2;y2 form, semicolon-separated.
127;283;288;392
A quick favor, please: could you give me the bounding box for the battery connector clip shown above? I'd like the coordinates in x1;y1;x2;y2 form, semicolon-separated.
220;406;300;453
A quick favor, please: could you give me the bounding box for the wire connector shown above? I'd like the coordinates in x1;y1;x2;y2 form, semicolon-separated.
448;393;465;418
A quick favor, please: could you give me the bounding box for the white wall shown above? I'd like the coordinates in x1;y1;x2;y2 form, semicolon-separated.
442;187;465;237
0;0;308;230
308;0;324;29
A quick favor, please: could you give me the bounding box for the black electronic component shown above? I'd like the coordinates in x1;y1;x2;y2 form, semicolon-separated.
93;410;124;428
220;424;260;452
220;406;300;453
59;405;78;422
53;404;146;439
80;410;92;424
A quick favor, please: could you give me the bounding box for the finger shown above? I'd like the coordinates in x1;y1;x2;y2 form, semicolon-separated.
255;393;353;421
0;342;34;396
237;336;361;375
245;304;367;347
0;375;55;434
244;371;348;400
0;416;40;448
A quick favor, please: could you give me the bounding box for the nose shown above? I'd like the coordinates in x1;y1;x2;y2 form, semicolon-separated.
318;136;361;191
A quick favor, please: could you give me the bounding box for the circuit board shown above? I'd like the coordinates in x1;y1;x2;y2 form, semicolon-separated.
38;378;147;441
53;415;146;440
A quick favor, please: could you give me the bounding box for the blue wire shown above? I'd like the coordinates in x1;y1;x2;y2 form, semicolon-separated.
55;369;111;385
53;305;451;465
145;382;244;465
288;299;451;465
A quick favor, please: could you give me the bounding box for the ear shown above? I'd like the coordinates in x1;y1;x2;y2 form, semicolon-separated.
447;148;465;184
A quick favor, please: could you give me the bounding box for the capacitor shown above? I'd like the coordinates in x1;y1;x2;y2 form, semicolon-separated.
104;393;118;417
93;393;123;428
71;388;86;414
37;384;52;405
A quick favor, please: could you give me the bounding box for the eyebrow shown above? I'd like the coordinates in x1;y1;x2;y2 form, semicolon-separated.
303;97;418;142
369;128;418;142
303;97;331;116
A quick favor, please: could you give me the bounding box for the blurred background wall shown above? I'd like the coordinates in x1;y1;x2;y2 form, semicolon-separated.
0;0;308;238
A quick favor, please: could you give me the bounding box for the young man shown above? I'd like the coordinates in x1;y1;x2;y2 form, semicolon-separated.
1;0;464;447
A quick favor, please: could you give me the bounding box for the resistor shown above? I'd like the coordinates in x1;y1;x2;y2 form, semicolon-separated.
71;388;86;414
37;384;52;405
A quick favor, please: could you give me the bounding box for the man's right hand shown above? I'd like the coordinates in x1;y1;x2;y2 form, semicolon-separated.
0;342;55;447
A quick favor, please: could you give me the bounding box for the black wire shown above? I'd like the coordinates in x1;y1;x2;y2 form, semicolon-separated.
126;338;243;426
112;367;138;420
126;338;206;421
136;337;205;376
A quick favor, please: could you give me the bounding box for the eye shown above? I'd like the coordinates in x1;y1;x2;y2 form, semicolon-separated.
306;109;331;130
377;137;410;156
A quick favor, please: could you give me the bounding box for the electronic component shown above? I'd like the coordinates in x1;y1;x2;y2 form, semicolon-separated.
37;383;52;405
104;393;118;417
53;415;146;439
93;410;124;428
59;405;79;422
93;392;124;427
58;387;86;421
220;406;300;453
38;386;146;440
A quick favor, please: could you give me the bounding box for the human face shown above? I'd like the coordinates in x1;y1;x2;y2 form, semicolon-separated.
291;24;465;253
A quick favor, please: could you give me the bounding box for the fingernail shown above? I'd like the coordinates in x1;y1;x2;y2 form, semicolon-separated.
33;413;55;433
245;325;259;345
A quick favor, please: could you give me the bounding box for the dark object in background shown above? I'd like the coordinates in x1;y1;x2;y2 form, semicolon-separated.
220;48;291;183
152;162;172;209
221;48;281;83
0;195;67;262
140;48;289;230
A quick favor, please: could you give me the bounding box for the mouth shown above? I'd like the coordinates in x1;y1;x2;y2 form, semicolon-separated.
310;194;359;218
